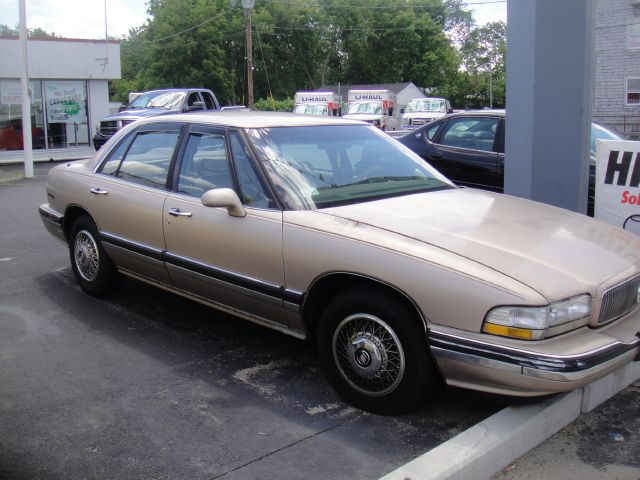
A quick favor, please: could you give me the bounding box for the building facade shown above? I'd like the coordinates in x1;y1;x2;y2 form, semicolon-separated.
0;36;121;163
594;0;640;138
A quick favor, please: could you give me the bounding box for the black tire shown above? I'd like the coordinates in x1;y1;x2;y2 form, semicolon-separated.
316;288;438;414
69;215;123;297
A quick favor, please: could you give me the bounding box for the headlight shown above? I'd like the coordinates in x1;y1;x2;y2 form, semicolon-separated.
482;294;592;340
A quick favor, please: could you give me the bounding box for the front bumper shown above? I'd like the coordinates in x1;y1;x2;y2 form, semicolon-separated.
429;309;640;396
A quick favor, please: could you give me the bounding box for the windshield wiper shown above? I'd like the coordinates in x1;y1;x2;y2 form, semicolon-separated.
342;176;416;187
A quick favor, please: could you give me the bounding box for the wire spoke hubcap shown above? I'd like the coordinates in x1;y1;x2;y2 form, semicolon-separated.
74;230;99;282
332;314;405;397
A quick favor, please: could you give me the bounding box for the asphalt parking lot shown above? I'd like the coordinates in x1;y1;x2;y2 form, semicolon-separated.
0;162;499;479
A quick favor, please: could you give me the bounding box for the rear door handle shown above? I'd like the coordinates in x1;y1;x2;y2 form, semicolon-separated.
90;187;108;195
168;208;192;218
429;152;443;160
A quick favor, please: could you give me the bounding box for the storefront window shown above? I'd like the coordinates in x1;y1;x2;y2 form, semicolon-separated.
44;80;89;148
0;79;46;151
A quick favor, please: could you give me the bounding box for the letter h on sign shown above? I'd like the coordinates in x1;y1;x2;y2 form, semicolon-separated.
605;150;640;187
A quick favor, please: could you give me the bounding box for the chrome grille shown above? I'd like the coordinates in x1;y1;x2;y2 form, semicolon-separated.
99;120;118;136
598;275;640;324
412;117;435;126
120;119;135;128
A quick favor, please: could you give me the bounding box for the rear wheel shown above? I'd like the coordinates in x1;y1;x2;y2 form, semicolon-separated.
317;288;438;414
69;215;123;297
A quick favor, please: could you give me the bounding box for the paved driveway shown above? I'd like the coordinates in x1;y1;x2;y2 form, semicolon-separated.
0;163;498;479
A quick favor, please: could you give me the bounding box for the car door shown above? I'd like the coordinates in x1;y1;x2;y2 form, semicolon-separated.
86;122;184;283
162;125;288;326
428;116;501;191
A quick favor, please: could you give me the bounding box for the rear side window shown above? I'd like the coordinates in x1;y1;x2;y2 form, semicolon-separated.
115;131;180;188
202;92;216;110
425;122;442;141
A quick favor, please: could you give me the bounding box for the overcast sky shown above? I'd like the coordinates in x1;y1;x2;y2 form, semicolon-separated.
0;0;506;40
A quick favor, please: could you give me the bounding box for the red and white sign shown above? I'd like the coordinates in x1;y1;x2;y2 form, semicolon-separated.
595;139;640;235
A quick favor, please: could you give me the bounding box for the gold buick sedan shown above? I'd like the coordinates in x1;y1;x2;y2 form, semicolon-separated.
39;111;640;414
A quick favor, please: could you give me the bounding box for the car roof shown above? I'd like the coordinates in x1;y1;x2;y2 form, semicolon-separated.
448;109;505;117
143;88;208;93
135;110;366;128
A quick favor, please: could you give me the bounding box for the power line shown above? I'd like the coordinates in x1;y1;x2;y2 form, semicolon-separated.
152;9;230;42
121;29;245;50
262;0;505;9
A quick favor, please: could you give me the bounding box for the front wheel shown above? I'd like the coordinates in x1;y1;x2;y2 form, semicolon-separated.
69;215;123;297
317;288;438;414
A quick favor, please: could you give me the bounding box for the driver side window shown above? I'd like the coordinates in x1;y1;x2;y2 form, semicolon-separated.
230;131;276;209
176;132;232;198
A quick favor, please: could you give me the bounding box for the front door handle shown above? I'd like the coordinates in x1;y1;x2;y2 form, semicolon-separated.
168;208;192;218
90;187;109;195
429;152;443;161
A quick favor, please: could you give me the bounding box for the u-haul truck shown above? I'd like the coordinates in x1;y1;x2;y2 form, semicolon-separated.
343;89;400;131
294;91;342;117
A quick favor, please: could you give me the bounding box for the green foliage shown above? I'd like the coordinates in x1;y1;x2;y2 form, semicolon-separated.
0;24;59;37
253;97;294;111
111;0;498;108
434;20;506;109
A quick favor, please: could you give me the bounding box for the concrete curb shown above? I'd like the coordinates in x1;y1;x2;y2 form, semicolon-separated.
380;360;640;480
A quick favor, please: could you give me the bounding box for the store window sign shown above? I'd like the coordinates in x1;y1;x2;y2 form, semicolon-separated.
46;81;86;123
1;83;22;104
1;80;39;105
595;139;640;235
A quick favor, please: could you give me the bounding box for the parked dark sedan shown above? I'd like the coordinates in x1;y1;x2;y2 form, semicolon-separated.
397;110;623;215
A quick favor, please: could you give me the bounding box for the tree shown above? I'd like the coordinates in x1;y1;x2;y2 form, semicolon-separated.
459;21;506;107
0;24;59;38
113;0;473;105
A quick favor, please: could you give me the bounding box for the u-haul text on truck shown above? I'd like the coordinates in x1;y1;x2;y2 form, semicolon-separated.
294;91;342;117
595;139;640;235
342;89;400;131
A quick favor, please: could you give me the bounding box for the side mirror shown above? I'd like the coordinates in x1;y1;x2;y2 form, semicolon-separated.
447;108;454;114
201;188;246;217
184;101;205;112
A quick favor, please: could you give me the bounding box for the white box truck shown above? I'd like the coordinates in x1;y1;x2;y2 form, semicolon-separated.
294;91;342;116
401;97;452;129
343;89;400;131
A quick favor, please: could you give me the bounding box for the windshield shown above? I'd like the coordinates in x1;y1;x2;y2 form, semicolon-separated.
128;91;186;110
590;123;623;157
406;99;445;113
246;125;453;210
294;103;329;116
347;101;383;115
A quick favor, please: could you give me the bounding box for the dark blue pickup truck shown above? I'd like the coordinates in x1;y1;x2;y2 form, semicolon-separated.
93;88;221;150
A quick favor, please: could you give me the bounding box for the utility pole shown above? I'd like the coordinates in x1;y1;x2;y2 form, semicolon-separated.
19;0;33;178
489;68;493;109
243;0;254;109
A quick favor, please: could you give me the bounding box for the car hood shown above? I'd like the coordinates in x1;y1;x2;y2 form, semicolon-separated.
102;108;175;121
322;188;640;300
